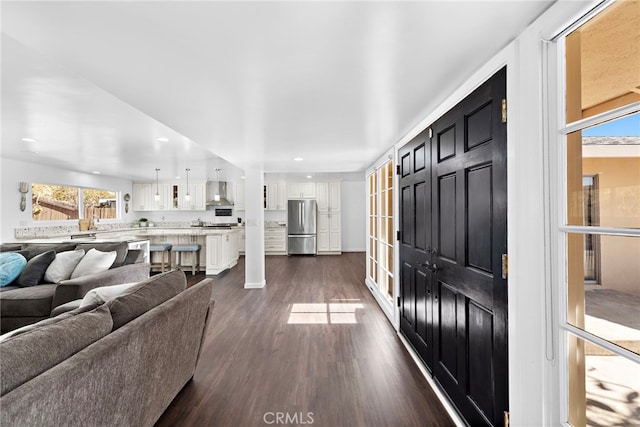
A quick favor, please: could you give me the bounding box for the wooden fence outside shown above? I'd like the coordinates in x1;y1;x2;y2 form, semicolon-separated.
32;198;116;221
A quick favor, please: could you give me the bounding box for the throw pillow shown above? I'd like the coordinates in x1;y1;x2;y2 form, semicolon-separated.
17;250;56;287
79;282;139;308
44;249;85;283
74;242;128;268
0;253;27;287
70;248;117;279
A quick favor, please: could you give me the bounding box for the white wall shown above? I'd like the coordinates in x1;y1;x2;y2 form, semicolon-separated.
341;179;366;252
0;157;138;241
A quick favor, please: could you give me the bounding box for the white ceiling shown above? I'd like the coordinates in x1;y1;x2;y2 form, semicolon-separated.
1;1;555;182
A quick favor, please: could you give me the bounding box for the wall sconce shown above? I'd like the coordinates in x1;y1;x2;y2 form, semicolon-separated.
19;182;28;212
184;168;191;201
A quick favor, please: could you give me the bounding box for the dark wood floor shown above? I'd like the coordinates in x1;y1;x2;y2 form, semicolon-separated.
156;254;454;427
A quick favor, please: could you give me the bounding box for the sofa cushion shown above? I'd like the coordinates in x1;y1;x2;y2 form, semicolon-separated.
4;301;101;340
43;249;85;283
74;242;128;268
0;285;58;317
0;253;27;287
0;243;23;252
107;269;186;330
70;248;116;279
21;243;76;260
0;304;112;396
17;250;56;287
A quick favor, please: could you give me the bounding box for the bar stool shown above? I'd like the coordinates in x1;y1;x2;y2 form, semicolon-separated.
172;244;200;275
149;243;172;273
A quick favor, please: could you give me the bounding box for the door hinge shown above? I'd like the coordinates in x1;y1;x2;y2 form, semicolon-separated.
501;254;508;279
397;296;401;307
501;99;507;123
504;411;510;427
428;127;433;138
396;230;401;241
396;165;401;175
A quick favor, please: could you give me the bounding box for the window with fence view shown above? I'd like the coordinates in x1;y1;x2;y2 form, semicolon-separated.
31;183;117;221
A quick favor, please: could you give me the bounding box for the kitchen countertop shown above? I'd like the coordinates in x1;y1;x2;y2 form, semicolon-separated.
14;222;286;241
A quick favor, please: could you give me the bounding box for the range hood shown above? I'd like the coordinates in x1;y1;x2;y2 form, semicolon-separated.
206;181;234;207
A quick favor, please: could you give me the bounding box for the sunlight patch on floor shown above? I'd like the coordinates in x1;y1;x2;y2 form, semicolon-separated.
288;302;364;324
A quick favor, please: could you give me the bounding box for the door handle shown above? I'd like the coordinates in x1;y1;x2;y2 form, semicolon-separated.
420;261;439;273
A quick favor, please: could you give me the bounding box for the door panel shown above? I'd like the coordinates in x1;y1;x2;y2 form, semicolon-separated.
438;174;457;262
399;128;434;370
399;67;507;426
467;164;493;273
415;181;428;251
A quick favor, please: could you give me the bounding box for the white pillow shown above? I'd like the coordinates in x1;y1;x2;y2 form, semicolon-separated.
70;248;117;279
80;282;139;308
44;249;85;283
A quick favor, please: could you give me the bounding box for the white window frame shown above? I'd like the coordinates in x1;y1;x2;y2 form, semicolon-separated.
365;149;398;328
550;1;640;423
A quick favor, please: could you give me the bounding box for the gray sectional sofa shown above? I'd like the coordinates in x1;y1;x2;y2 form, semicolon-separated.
0;270;214;426
1;242;150;333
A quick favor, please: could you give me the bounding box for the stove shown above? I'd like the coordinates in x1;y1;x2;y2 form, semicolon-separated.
191;222;237;229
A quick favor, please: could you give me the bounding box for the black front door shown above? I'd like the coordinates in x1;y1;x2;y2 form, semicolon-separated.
399;67;508;426
399;128;435;370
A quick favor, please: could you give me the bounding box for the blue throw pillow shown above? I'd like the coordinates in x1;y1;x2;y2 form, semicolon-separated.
0;253;27;287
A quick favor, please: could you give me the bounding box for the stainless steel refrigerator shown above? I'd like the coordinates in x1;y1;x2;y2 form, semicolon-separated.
287;199;317;255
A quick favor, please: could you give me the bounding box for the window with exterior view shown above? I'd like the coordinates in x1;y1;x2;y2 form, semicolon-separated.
32;184;79;221
31;184;118;221
562;1;639;425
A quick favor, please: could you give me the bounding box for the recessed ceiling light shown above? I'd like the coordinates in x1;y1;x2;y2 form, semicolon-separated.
241;176;245;179
306;175;312;179
92;171;101;175
21;137;37;143
293;157;303;161
175;176;181;179
155;137;169;142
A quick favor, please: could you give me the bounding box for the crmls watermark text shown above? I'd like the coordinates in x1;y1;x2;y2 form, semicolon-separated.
263;411;314;425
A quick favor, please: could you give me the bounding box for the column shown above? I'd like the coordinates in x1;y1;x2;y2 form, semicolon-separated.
244;166;266;288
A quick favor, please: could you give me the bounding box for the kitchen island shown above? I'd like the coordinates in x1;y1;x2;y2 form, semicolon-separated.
14;224;242;276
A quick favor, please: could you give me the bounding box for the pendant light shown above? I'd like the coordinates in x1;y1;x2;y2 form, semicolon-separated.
184;168;191;201
154;168;160;201
213;168;221;202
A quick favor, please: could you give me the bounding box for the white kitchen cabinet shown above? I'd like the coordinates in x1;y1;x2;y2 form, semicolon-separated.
317;213;341;253
265;182;287;210
133;181;207;211
316;181;341;254
237;228;245;254
286;182;316;199
206;232;238;275
235;182;245;211
264;227;287;254
316;181;341;212
182;181;207;210
132;183;153;211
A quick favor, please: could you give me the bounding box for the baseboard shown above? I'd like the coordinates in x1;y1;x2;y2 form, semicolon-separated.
341;248;366;253
397;334;467;427
244;280;266;289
